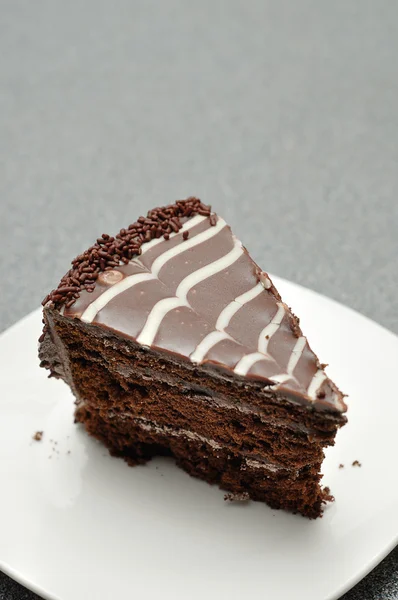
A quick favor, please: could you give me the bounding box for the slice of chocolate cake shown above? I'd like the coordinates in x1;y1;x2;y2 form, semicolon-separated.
39;197;347;518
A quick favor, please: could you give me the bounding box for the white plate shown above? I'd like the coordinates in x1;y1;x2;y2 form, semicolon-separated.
0;276;397;600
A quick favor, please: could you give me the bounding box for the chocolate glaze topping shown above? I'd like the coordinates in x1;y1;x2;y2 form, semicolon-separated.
41;198;346;413
42;197;213;309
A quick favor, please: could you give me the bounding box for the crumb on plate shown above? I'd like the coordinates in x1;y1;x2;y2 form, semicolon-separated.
224;492;250;502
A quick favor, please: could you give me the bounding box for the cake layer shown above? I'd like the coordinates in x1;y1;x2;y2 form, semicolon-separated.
42;309;345;434
73;358;327;469
43;311;338;470
76;403;327;518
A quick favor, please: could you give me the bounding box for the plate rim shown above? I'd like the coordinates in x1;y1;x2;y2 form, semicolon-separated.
0;561;60;600
2;539;398;600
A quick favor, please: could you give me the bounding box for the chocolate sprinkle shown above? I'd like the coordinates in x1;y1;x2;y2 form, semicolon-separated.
43;198;214;309
209;213;217;226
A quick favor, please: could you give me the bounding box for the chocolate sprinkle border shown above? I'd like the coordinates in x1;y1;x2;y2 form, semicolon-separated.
43;198;214;310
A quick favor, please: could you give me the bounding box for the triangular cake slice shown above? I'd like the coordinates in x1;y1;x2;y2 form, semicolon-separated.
39;197;347;518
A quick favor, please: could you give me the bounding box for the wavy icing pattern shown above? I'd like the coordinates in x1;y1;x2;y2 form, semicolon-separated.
65;214;344;411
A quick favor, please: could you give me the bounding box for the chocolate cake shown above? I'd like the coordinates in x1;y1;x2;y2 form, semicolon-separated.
39;197;347;518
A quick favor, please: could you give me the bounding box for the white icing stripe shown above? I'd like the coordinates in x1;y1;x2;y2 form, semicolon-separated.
81;216;226;323
286;336;306;375
307;369;327;399
139;297;185;345
234;352;270;376
190;331;231;363
270;337;312;391
175;241;242;299
139;214;206;255
188;282;263;364
270;373;293;385
81;272;154;323
257;303;285;354
233;303;285;377
149;216;227;277
137;241;244;347
215;282;263;331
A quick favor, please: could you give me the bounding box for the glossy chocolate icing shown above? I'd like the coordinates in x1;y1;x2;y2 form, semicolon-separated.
61;212;346;412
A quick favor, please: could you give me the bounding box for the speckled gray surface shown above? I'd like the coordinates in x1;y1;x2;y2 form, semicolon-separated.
0;0;397;598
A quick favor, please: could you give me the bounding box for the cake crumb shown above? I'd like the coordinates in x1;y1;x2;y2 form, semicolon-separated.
352;460;362;467
33;431;43;442
339;463;344;469
224;492;250;503
322;486;335;503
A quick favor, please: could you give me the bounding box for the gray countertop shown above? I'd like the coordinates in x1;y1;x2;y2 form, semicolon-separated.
0;0;397;598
